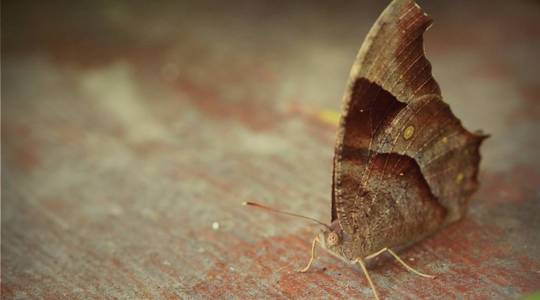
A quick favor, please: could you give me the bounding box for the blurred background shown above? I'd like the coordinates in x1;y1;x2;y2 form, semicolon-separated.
2;0;540;298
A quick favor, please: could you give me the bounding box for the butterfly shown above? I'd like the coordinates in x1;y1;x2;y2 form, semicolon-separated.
246;0;487;298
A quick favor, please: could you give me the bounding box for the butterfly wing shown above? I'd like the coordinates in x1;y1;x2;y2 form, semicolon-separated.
332;0;486;256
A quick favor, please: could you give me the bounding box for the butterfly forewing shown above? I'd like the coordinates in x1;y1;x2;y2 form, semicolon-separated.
332;0;486;258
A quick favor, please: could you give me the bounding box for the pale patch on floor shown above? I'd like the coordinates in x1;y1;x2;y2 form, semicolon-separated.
78;63;170;143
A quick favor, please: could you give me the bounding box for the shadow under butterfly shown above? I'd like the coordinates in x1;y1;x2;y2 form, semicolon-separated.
245;0;488;298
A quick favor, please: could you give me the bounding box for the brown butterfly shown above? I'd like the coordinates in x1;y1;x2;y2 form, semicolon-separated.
246;0;487;298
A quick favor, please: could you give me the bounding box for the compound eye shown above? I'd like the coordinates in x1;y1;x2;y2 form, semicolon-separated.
327;231;340;246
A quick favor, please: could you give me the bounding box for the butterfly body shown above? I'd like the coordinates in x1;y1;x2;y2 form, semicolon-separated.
321;0;487;267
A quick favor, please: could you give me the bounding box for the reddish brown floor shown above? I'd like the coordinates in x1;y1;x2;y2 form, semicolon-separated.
2;1;540;299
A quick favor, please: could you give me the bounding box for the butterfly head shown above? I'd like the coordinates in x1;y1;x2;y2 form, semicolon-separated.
318;221;354;262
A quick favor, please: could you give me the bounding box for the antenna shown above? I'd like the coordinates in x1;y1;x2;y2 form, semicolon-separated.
243;201;330;230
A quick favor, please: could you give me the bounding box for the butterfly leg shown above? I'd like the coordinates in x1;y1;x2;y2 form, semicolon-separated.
354;258;380;300
299;236;320;273
365;247;435;279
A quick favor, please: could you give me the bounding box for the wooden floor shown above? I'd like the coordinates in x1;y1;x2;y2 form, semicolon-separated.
2;0;540;299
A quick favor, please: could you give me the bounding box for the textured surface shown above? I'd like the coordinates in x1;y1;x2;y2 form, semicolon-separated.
2;0;540;299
